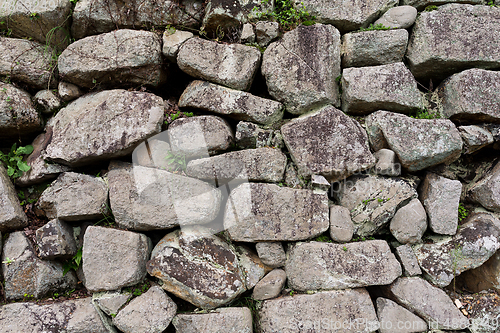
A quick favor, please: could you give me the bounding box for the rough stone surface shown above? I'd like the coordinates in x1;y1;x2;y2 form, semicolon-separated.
42;89;164;167
132;132;172;170
236;246;267;290
374;5;418;29
341;29;408;68
365;111;463;171
34;89;61;114
406;4;500;80
202;0;269;34
35;218;77;260
0;164;28;231
224;183;329;242
147;227;246;309
401;0;483;10
0;83;42;137
311;174;330;192
341;62;423;115
374;149;401;177
395;245;422;277
259;289;380;332
262;24;341;115
112;286;177;333
177;38;261;91
376;297;428;333
58;29;164;88
186;147;287;183
335;175;417;236
179;80;284;125
235;121;283;149
82;226;151;292
256;21;280;46
58;81;82;102
419;173;462;235
413;213;500;287
163;29;194;62
281;105;375;181
93;291;132;317
173;307;253;333
329;205;354;243
108;161;221;230
252;269;286;301
469;161;500;212
240;23;255;43
459;125;494;154
459;249;500;293
255;242;286;268
390;198;427;244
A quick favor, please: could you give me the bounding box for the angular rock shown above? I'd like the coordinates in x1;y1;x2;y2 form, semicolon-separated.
132;133;172;170
281;105;375;180
252;269;286;301
2;231;77;300
329;205;354;243
162;29;194;62
412;213;500;287
395;245;422;277
401;0;483;10
259;289;380;332
93;291;132;317
419;173;462;235
58;81;82;102
37;172;108;221
240;23;255;43
35;218;77;260
113;286;177;333
235;121;283;149
459;125;494;154
0;164;28;231
406;4;500;80
42;89;164;167
58;29;164;88
202;0;269;34
284;161;307;189
376;297;428;333
286;240;401;291
469;160;500;212
365;111;463;171
82;226;151;292
311;174;330;192
108;161;221;230
236;246;267;289
374;5;418;29
341;62;423;115
256;21;280;46
224;183;329;241
0;83;42;137
390;198;427;244
335;175;417;236
173;307;253;333
262;24;341;115
180;81;284;126
34;89;61;114
374;149;401;176
186;147;287;183
255;242;286;268
177;38;261;91
147;227;246;309
341;29;409;68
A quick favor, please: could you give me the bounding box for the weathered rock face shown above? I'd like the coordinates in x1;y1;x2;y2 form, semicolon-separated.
374;5;418;29
341;62;423;115
224;183;329;242
374;149;401;177
281;105;375;181
286;240;401;291
262;24;341;115
413;213;500;288
0;164;28;231
255;242;286;268
34;90;61;115
235;121;283;149
162;29;194;62
147;227;246;309
58;29;164;88
179;81;284;125
390;198;427;245
202;0;269;34
0;83;42;137
406;4;500;80
236;246;267;289
296;0;398;32
42;89;164;167
108;162;221;231
329;205;354;243
252;269;286;301
256;21;280;47
469;161;500;212
173;307;253;333
341;30;409;68
93;291;131;317
35;219;78;260
395;245;422;277
401;0;483;10
335;175;417;236
459;125;494;154
376;297;428;333
58;81;82;102
365;111;463;171
72;0;203;40
259;289;380;332
177;38;261;91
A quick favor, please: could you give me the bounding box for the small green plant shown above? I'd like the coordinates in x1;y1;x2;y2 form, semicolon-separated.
289;290;295;296
488;0;498;7
410;109;440;119
0;143;33;179
94;203;115;226
17;190;36;206
29;12;38;20
164;151;187;172
358;23;390;32
167;110;194;123
124;281;150;297
253;0;315;31
343;246;348;251
245;42;266;54
362;198;375;205
351;235;375;242
2;257;14;265
458;203;468;222
313;234;332;242
110;313;117;318
63;247;83;275
424;5;438;11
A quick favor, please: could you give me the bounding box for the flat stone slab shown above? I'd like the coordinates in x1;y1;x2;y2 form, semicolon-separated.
173;307;253;333
389;198;427;244
459;125;494;154
255;242;286;268
374;5;418;29
0;83;42;137
252;269;286;301
395;245;422;277
0;164;28;231
376;297;428;333
469;160;500;212
224;183;329;242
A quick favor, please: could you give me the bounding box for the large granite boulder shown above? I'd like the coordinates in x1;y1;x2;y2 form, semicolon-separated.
0;164;28;231
0;83;42;137
173;307;253;333
469;161;500;212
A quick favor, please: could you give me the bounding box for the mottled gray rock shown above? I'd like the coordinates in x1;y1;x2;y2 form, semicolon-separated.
390;198;427;244
286;240;401;291
341;29;408;67
43;89;164;167
235;121;283;149
113;286;177;333
37;172;108;221
419;173;462;235
329;205;354;243
162;29;193;62
401;0;484;11
173;307;253;333
459;125;494;154
179;80;284;126
374;6;418;29
240;23;255;43
365;111;463;171
281;105;375;181
132;133;172;170
224;183;329;241
108;161;221;230
34;90;61;114
82;226;151;292
376;297;428;333
0;83;42;137
341;62;423;115
252;269;286;301
236;246;267;289
413;213;500;287
2;231;77;300
374;149;401;176
178;38;261;91
385;277;470;330
35;219;77;260
395;245;422;277
147;227;246;309
58;29;164;88
283;161;307;189
311;174;330;192
259;289;380;332
93;291;132;317
58;81;82;102
406;4;500;80
0;298;108;333
0;164;28;231
262;24;341;115
256;21;280;46
469;161;500;212
255;242;286;268
335;175;417;236
186;147;286;183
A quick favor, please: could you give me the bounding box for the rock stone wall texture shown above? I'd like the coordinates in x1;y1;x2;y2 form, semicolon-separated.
1;0;500;332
